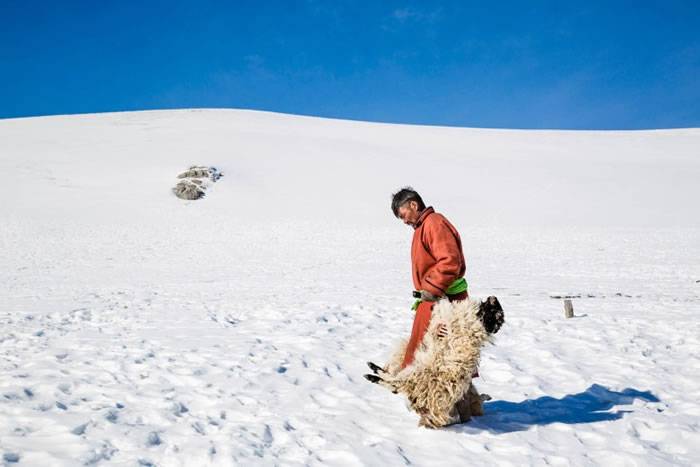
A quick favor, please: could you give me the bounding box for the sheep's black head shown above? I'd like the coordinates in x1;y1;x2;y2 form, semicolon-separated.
477;296;504;334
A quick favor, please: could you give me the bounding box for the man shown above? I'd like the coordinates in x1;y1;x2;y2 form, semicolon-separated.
391;187;483;423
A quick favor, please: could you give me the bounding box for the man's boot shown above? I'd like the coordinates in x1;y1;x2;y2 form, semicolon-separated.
467;383;484;416
455;390;471;423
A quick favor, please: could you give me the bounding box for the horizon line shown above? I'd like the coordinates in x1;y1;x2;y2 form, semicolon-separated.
2;106;699;132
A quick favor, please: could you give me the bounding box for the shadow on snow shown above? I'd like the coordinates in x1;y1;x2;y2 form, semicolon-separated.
452;384;660;434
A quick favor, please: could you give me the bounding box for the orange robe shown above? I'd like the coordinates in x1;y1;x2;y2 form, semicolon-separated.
401;207;475;376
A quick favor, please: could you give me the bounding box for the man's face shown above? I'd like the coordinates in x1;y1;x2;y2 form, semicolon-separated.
397;201;422;227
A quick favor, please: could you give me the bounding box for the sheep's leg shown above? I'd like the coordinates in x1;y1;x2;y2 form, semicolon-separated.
363;373;399;393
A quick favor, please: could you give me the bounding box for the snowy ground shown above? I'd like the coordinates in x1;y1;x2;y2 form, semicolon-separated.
1;110;699;466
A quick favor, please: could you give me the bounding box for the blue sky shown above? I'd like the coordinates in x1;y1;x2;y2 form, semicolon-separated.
1;1;699;129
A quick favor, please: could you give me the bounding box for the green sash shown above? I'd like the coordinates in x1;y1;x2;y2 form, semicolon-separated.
411;277;468;310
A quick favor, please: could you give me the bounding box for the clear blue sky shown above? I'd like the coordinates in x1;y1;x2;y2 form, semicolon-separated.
1;1;698;129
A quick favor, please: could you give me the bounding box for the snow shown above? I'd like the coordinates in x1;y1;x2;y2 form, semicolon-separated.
0;109;699;466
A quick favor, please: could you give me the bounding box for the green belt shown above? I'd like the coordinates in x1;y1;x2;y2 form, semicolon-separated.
411;277;468;310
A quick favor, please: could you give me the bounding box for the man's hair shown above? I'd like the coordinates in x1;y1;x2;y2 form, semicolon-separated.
391;187;426;217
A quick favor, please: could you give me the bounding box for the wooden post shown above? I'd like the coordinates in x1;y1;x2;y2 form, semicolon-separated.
564;299;574;318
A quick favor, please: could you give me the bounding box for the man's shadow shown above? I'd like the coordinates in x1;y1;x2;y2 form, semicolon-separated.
451;384;660;433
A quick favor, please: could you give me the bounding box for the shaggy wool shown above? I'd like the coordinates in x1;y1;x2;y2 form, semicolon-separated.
172;166;223;200
379;298;492;428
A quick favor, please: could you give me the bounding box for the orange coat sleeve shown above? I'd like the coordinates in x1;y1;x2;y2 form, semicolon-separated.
421;217;463;296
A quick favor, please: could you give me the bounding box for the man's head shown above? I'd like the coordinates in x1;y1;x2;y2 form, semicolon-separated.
391;187;426;227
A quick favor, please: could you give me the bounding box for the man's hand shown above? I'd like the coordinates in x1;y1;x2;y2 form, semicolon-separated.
437;323;448;339
419;290;440;302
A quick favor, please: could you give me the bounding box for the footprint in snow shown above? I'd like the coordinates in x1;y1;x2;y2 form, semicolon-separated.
172;402;189;416
147;431;161;446
3;452;20;463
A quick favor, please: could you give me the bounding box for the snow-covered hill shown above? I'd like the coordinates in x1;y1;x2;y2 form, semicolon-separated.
1;109;699;466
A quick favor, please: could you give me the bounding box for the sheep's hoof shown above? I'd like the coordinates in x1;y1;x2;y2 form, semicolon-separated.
364;374;382;384
366;361;386;374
